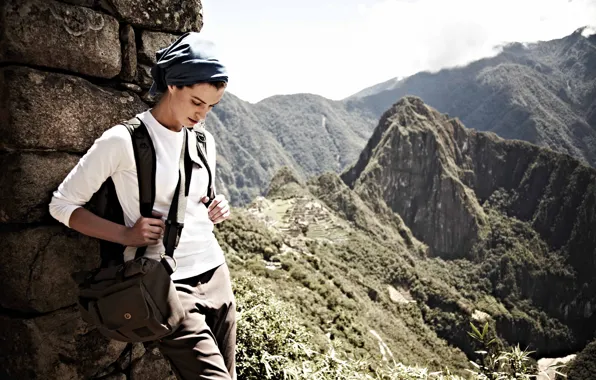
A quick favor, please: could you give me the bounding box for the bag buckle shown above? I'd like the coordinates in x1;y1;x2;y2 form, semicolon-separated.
160;252;178;272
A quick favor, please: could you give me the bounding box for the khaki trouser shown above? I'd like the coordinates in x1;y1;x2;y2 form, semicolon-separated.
157;263;237;380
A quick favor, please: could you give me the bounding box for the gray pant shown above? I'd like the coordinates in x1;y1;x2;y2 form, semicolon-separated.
158;263;237;380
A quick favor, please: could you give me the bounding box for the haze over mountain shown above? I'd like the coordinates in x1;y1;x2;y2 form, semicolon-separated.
345;27;596;167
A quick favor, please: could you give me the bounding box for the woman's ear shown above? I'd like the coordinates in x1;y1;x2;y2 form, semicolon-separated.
167;84;176;95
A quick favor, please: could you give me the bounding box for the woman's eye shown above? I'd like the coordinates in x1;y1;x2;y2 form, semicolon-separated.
192;101;201;106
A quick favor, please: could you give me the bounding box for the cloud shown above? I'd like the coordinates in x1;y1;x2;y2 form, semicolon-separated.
341;0;596;97
581;25;596;37
200;0;596;102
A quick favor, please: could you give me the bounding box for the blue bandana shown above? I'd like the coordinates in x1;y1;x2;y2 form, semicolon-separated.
149;32;228;96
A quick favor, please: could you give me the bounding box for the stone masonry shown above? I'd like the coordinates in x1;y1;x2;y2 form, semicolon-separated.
0;0;203;378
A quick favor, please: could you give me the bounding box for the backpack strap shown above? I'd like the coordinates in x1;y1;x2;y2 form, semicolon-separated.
121;117;156;259
95;118;153;267
123;119;194;268
122;117;156;219
160;128;191;274
193;129;216;207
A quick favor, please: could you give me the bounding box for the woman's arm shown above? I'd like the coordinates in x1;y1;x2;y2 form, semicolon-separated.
49;125;165;247
69;207;164;247
68;207;129;244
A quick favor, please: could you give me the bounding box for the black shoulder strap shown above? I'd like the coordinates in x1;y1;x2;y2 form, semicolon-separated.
121;117;156;259
122;117;156;218
119;118;195;268
194;130;216;205
160;129;191;274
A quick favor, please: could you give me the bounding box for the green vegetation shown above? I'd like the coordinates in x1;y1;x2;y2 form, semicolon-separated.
211;159;594;378
216;203;470;374
566;340;596;380
232;273;556;379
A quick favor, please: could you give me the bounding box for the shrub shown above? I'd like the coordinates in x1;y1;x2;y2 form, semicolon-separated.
566;340;596;380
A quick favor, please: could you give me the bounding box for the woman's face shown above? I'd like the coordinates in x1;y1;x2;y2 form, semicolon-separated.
166;83;226;128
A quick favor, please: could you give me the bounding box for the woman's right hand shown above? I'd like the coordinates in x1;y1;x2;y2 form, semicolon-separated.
123;212;165;247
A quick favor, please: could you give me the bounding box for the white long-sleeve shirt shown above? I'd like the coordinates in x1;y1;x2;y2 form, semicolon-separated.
49;110;225;280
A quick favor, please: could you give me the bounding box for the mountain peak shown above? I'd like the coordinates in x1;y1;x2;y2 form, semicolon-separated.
342;93;596;287
342;96;488;258
265;166;305;199
384;95;449;129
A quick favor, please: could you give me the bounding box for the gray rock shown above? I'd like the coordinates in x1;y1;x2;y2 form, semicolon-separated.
139;31;180;65
0;0;121;78
343;97;486;257
0;152;80;224
0;308;127;379
0;66;147;152
131;349;176;380
58;0;97;7
94;363;119;379
117;343;146;371
119;24;137;82
138;63;154;89
104;374;127;380
108;0;203;33
0;225;99;312
142;91;161;106
120;82;143;93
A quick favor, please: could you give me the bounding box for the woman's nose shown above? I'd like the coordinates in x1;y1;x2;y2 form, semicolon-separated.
195;105;209;119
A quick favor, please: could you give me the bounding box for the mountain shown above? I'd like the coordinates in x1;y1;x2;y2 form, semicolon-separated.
206;92;377;205
342;96;596;358
345;28;596;167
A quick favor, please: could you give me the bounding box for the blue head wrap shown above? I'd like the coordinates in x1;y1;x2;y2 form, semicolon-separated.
149;32;228;96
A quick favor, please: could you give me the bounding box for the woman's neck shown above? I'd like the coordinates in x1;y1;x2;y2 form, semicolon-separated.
150;96;182;132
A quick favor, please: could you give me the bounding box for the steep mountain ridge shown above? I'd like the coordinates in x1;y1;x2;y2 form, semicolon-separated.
342;96;596;354
346;28;596;166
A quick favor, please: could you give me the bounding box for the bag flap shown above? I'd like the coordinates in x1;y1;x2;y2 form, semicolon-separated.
96;285;150;330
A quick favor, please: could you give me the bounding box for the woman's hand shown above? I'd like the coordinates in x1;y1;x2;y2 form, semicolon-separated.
123;212;165;247
202;194;231;224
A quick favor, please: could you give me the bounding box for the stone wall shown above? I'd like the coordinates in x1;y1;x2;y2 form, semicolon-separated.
0;0;203;378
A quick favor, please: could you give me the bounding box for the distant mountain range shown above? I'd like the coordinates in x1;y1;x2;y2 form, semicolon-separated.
207;93;377;205
208;26;596;375
210;28;596;206
345;27;596;167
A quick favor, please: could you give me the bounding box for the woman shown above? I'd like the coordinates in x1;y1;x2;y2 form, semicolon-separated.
49;33;236;380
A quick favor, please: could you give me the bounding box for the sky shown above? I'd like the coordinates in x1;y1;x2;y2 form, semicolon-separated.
199;0;596;103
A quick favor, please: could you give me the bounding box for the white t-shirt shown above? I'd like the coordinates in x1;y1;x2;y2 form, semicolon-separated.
49;110;225;280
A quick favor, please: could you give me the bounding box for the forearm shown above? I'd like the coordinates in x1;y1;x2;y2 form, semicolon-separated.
68;207;129;246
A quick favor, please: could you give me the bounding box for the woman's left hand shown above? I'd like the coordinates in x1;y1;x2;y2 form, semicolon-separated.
202;194;231;224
